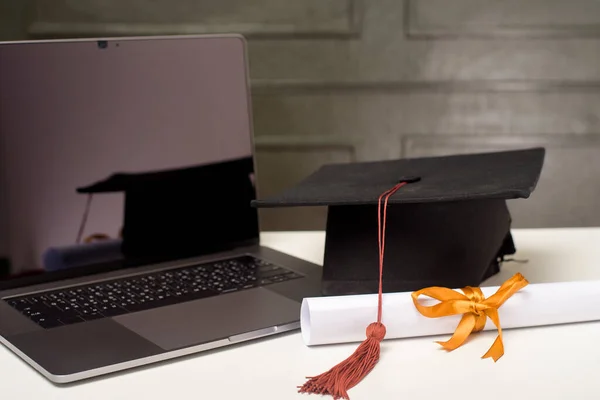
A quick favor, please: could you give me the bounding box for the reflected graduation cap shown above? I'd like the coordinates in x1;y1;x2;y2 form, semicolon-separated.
77;158;258;262
252;148;545;296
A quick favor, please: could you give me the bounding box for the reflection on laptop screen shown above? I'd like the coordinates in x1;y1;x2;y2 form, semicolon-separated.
0;36;258;286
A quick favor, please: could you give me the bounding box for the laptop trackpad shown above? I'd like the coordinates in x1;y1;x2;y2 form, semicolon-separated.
113;288;301;351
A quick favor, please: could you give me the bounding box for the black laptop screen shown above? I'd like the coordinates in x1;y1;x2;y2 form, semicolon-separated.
0;36;259;290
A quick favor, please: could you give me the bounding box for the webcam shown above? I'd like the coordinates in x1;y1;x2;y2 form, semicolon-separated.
97;40;108;49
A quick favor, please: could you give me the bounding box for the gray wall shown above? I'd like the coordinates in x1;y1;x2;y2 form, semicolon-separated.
5;0;600;230
0;0;31;40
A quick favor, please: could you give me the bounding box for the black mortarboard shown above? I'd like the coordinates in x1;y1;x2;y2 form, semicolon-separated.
77;157;258;263
252;148;545;296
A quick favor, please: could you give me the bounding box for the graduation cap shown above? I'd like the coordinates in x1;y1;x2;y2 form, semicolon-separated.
252;147;545;399
77;158;258;263
252;147;545;296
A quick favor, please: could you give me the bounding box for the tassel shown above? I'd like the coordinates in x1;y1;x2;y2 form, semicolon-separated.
298;322;386;400
298;182;406;399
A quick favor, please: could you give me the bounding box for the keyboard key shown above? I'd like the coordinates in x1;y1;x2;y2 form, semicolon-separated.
260;268;288;278
9;299;32;311
258;264;280;273
57;309;81;319
33;316;64;329
99;305;128;317
58;315;85;325
82;313;103;321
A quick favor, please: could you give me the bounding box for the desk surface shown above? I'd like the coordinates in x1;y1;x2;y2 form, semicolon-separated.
3;228;600;399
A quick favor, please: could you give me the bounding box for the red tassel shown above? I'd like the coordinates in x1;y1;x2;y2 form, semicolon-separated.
298;182;406;399
298;322;386;400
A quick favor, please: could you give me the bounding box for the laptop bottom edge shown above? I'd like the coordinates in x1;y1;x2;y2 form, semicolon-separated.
0;320;301;384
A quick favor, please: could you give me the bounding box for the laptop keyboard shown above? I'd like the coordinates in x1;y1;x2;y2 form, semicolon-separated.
4;255;303;329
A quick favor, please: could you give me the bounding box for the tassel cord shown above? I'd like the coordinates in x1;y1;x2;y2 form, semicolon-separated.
298;182;407;400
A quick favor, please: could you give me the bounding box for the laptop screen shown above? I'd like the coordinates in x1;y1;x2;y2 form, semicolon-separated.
0;35;259;289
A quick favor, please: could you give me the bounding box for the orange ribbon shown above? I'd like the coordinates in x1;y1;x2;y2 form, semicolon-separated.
411;273;529;361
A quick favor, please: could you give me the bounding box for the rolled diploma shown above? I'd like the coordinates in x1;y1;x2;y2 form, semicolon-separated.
301;279;600;346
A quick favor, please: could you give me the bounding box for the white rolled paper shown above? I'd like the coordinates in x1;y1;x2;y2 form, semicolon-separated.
300;279;600;346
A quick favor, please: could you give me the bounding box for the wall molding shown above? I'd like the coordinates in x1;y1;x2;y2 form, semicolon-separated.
251;79;600;95
27;0;364;40
404;0;600;39
401;133;600;158
254;134;359;161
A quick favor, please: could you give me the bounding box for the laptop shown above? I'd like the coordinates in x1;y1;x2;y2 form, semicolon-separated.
0;34;322;383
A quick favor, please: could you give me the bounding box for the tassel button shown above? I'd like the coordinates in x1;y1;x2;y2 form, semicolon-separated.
366;322;386;341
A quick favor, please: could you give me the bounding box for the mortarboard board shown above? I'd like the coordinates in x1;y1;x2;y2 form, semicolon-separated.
251;147;545;399
251;147;545;296
77;157;258;263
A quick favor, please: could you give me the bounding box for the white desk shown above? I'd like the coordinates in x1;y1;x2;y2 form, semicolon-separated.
2;228;600;399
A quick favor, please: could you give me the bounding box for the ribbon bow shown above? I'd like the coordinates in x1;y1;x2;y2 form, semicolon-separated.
411;273;529;361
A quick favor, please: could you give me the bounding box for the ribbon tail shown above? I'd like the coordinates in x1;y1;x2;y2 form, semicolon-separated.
482;309;504;362
484;273;529;308
436;313;476;351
